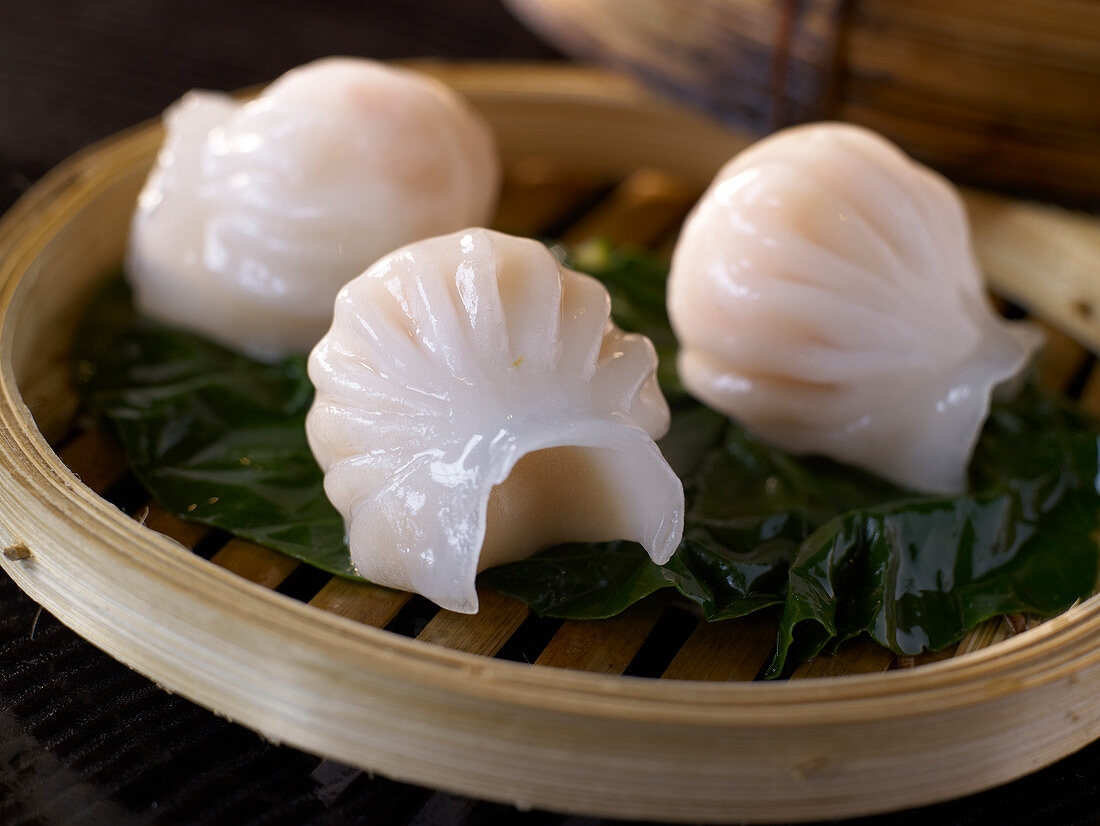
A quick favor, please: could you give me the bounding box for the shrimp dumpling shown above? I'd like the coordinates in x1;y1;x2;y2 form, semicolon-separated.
307;228;684;613
668;123;1043;494
127;57;500;361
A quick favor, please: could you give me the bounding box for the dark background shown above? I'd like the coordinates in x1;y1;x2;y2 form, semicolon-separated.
2;1;1099;824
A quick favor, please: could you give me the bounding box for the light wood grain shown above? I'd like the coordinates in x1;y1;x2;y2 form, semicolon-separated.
210;539;298;589
56;425;129;495
416;588;528;656
791;638;897;680
1;64;1100;824
663;614;777;682
955;618;1014;658
140;503;208;549
505;0;1100;204
895;646;958;671
966;191;1100;353
536;601;663;674
309;578;411;628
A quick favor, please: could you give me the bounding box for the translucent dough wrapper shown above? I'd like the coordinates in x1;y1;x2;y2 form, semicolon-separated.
127;57;500;360
307;228;685;613
668;123;1043;494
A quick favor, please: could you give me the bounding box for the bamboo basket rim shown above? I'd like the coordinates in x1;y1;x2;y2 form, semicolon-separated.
4;64;1100;823
1;62;1098;724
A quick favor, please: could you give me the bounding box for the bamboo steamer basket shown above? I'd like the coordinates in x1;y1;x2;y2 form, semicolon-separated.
505;0;1100;207
2;63;1100;823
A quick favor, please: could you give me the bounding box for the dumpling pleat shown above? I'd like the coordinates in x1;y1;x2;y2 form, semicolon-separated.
669;123;1042;493
308;228;683;612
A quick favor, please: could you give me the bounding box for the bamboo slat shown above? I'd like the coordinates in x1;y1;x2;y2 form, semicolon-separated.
955;619;1013;658
536;601;663;674
416;588;529;656
663;614;778;682
790;638;896;680
209;539;299;589
967;191;1100;352
308;579;412;629
56;426;129;495
140;503;208;549
2;63;1100;824
895;646;958;671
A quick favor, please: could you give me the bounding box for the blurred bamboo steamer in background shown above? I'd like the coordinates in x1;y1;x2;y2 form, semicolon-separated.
505;0;1100;207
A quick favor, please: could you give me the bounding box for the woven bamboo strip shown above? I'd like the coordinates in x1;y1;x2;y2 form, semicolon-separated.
955;619;1013;658
790;638;896;679
536;600;663;674
209;539;298;589
967;191;1100;353
895;647;958;671
308;579;412;629
55;427;129;495
22;366;78;445
139;503;208;549
416;588;529;656
663;614;778;682
505;0;1100;203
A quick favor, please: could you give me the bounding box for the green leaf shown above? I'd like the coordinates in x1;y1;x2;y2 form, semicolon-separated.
480;245;1100;676
768;382;1100;677
484;413;913;626
479;541;671;620
75;247;1100;681
75;276;356;578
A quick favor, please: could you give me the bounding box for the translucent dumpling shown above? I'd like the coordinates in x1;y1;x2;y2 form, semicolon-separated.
127;57;500;361
668;123;1042;494
307;228;684;613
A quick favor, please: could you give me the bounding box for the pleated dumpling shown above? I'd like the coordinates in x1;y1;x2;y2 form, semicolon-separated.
668;123;1042;494
307;228;684;613
127;57;500;361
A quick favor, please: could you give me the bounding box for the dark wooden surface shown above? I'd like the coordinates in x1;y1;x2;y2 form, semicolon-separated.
2;2;1100;824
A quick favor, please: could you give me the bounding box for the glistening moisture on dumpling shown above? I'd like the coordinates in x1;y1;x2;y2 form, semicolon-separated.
307;228;684;613
668;123;1043;494
127;57;500;361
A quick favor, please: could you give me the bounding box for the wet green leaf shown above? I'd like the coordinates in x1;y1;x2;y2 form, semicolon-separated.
76;248;1100;678
76;277;355;577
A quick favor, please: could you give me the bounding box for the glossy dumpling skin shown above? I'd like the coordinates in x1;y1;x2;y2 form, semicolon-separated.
127;57;500;361
668;123;1043;494
307;228;684;613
